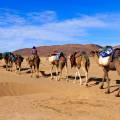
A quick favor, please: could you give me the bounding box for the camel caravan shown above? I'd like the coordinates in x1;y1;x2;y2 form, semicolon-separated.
0;45;120;97
0;52;24;72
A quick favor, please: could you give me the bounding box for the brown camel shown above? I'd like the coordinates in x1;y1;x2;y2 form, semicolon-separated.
0;53;2;60
91;48;120;97
13;54;24;73
2;53;24;72
70;51;90;85
26;55;40;78
2;52;13;71
48;52;68;81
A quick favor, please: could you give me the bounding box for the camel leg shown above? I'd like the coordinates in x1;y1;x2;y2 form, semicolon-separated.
84;70;88;86
6;63;8;71
6;64;7;71
65;63;69;82
10;62;13;72
115;62;120;97
115;85;120;97
81;66;88;86
9;62;12;72
6;64;9;71
85;72;88;86
36;66;39;78
15;65;18;73
73;71;77;84
77;68;82;85
18;65;21;74
74;67;82;85
100;69;107;89
58;68;62;81
31;66;33;77
105;72;110;94
50;65;54;80
55;66;59;81
116;86;120;97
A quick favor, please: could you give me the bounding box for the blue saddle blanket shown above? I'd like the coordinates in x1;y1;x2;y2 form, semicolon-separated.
99;46;113;57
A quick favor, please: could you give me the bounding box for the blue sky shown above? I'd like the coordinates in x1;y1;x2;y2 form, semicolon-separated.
0;0;120;52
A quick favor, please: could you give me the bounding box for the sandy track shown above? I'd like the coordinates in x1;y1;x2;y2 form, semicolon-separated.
0;58;120;120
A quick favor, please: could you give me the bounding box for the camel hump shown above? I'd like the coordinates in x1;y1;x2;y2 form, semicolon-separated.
111;48;120;62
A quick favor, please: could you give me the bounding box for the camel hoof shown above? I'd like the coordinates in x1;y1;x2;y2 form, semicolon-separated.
66;80;69;82
85;83;88;87
56;78;60;81
51;77;54;80
105;91;110;94
36;75;39;78
115;94;120;97
100;86;104;89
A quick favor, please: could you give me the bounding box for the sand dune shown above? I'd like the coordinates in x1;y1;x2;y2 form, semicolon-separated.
0;57;120;120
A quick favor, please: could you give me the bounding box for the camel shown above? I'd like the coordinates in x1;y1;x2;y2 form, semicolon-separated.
26;55;40;78
48;52;68;81
91;48;120;97
13;54;24;73
2;52;13;71
0;53;2;60
1;53;24;72
70;51;90;85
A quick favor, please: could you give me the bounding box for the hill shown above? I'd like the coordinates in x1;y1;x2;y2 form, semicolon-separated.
14;44;102;56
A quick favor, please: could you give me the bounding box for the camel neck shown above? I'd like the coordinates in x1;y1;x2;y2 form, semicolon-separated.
93;54;99;65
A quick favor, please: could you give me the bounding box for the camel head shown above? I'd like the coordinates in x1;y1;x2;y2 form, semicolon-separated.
0;53;3;60
90;51;99;57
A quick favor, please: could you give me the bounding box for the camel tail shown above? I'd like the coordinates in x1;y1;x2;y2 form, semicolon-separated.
87;58;90;68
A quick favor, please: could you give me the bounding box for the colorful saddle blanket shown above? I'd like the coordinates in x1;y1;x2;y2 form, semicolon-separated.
99;46;113;66
49;53;60;62
99;46;113;57
2;52;11;58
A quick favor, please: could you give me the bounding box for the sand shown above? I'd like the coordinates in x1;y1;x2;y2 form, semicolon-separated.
0;57;120;120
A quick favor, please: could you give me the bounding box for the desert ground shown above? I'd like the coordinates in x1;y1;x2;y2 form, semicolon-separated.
0;57;120;120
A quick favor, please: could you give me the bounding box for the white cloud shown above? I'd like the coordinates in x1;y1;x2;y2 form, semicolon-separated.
27;10;57;24
0;9;120;52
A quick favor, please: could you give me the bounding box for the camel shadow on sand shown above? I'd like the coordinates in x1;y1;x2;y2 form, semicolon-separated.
68;75;85;80
109;80;120;94
87;77;103;87
88;77;120;94
38;70;60;77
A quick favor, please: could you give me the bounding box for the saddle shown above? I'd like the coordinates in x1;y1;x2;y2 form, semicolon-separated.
99;47;120;66
2;52;11;58
49;52;62;62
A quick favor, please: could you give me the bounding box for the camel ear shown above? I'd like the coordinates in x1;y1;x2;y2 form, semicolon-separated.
90;51;95;54
95;50;100;55
90;51;97;57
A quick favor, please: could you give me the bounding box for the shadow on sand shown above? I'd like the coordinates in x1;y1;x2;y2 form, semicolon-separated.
39;71;60;77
